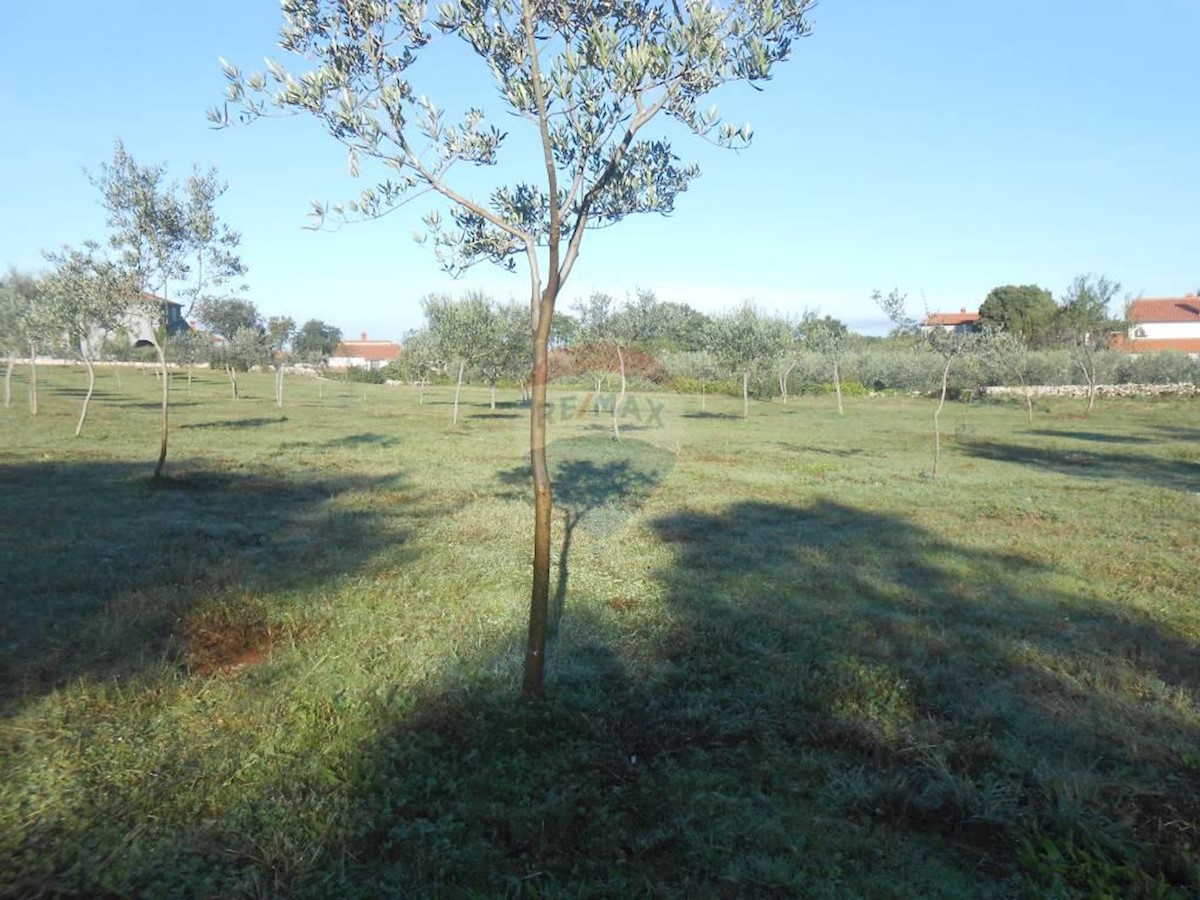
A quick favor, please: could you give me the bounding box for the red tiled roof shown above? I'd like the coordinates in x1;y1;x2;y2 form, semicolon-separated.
923;309;980;326
1113;336;1200;354
1128;298;1200;323
332;340;402;362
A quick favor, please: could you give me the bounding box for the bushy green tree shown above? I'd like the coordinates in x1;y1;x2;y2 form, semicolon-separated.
979;284;1056;346
293;319;343;365
196;297;261;340
606;288;713;352
215;0;817;699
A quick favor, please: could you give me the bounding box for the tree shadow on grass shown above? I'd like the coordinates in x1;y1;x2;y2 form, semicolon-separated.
0;458;417;716
318;432;405;448
680;410;741;420
776;442;874;458
13;499;1198;897
498;436;675;633
1153;425;1200;442
305;499;1195;895
961;438;1200;491
1024;429;1155;445
108;399;204;410
180;416;289;430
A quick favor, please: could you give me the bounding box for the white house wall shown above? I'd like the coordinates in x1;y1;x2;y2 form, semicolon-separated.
1130;321;1200;339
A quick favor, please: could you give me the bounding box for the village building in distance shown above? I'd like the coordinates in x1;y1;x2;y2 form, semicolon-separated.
327;332;403;370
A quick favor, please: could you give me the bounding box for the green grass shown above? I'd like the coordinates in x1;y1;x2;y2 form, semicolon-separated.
1;365;1198;897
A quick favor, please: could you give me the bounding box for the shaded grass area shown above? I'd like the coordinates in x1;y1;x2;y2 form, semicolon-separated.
1;368;1198;897
0;458;411;712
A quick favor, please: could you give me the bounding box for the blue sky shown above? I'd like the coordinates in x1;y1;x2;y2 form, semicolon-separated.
3;1;1197;338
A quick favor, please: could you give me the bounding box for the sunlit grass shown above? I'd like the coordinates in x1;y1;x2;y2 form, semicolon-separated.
1;365;1197;897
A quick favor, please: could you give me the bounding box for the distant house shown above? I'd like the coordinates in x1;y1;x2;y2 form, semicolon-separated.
130;293;190;342
1117;296;1200;355
327;332;403;370
921;308;981;334
86;292;189;354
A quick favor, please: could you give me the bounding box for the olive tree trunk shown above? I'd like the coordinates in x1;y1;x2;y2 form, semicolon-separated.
153;340;169;478
612;343;626;441
932;357;952;479
74;353;97;437
452;359;466;425
523;290;556;700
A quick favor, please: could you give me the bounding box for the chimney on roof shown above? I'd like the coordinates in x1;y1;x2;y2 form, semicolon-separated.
361;331;368;341
960;307;967;313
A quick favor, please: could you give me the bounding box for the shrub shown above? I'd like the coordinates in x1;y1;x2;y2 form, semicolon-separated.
1114;351;1198;385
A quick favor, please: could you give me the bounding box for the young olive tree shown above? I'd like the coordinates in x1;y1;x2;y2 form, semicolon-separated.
266;315;297;407
801;313;850;415
877;288;978;478
395;327;445;403
40;245;137;435
424;291;495;424
0;269;43;409
215;0;815;699
478;301;528;409
91;140;245;476
980;325;1036;422
710;303;790;419
198;297;263;399
168;329;212;394
1053;274;1123;414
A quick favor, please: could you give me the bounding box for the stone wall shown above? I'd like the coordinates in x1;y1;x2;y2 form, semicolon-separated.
984;383;1198;398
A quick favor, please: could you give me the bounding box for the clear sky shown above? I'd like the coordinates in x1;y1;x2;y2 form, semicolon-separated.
3;1;1197;338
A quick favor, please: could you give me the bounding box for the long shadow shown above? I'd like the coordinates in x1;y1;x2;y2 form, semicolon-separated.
776;442;872;458
318;432;405;448
109;400;204;409
1153;425;1200;442
681;410;741;420
0;459;415;715
180;416;289;430
16;500;1199;896
1024;429;1155;445
963;438;1200;491
311;499;1195;894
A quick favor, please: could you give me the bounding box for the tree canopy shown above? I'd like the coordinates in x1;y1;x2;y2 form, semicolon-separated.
197;297;262;339
293;319;343;363
978;284;1056;346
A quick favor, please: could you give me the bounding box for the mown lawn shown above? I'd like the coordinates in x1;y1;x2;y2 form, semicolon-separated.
1;366;1197;898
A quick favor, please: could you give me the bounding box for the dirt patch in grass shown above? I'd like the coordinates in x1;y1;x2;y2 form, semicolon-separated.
181;603;309;677
606;595;642;613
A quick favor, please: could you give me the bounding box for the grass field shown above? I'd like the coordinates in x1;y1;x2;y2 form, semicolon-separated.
1;365;1198;897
